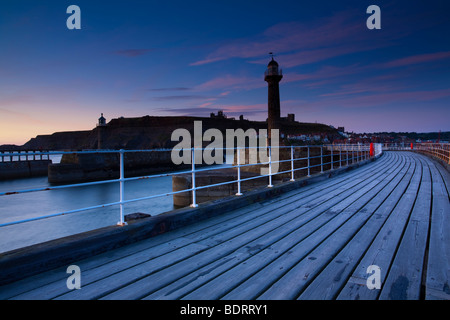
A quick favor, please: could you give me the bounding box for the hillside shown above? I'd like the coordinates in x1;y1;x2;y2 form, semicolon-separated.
5;115;340;151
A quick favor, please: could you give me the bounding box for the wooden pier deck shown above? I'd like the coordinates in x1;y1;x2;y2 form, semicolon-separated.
0;151;449;300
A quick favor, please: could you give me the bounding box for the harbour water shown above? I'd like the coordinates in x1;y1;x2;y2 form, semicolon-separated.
0;153;233;254
0;170;175;254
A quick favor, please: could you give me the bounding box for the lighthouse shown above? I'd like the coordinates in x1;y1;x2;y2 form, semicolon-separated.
97;113;106;149
264;55;283;141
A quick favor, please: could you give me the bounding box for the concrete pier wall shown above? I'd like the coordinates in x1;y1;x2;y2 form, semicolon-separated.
0;160;51;180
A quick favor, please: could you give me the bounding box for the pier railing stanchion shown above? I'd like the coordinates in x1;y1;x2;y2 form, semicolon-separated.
352;146;354;164
358;144;361;163
331;145;334;170
307;145;311;177
236;148;242;195
191;148;198;207
320;145;323;173
117;149;127;226
346;145;349;166
290;145;295;181
268;146;273;187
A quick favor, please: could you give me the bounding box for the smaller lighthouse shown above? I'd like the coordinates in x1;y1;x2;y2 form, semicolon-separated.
264;55;283;141
97;113;106;149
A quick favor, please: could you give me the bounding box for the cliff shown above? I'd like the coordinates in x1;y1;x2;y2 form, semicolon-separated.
22;130;93;150
16;115;339;151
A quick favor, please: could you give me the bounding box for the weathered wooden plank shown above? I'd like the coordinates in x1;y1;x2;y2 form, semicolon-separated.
10;236;208;300
256;155;415;300
141;253;249;300
184;154;407;300
219;155;406;300
98;162;395;300
434;154;450;193
197;181;378;248
299;154;422;300
220;154;406;300
58;183;358;300
336;155;429;300
425;161;450;300
183;151;395;245
378;158;431;300
0;224;213;299
295;170;418;301
51;242;210;300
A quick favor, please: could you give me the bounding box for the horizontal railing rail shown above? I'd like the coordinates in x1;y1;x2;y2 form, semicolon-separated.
0;144;382;230
382;142;450;164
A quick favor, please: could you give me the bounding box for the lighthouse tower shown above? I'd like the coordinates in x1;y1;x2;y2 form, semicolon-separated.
264;56;283;141
97;113;106;149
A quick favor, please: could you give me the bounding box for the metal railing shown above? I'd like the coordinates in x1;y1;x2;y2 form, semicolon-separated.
1;150;51;162
0;144;382;230
382;142;450;164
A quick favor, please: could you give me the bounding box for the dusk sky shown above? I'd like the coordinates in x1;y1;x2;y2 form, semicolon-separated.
1;0;449;145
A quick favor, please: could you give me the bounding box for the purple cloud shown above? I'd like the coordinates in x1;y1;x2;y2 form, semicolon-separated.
113;49;153;57
190;10;385;67
383;51;450;68
148;87;191;92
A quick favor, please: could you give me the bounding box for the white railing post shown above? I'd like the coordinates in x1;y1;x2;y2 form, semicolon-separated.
117;149;127;226
320;145;324;173
191;148;198;207
346;145;349;166
358;144;361;163
290;145;295;181
331;145;334;170
268;146;273;187
352;146;355;164
236;148;242;195
307;145;311;177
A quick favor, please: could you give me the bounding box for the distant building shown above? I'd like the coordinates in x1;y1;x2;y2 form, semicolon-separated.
97;113;106;127
337;127;345;133
287;113;295;122
210;110;227;119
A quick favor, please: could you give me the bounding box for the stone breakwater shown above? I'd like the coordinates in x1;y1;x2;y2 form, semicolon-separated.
0;160;52;180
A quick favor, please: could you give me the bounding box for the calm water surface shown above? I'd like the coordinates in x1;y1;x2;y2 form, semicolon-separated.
0;173;175;253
